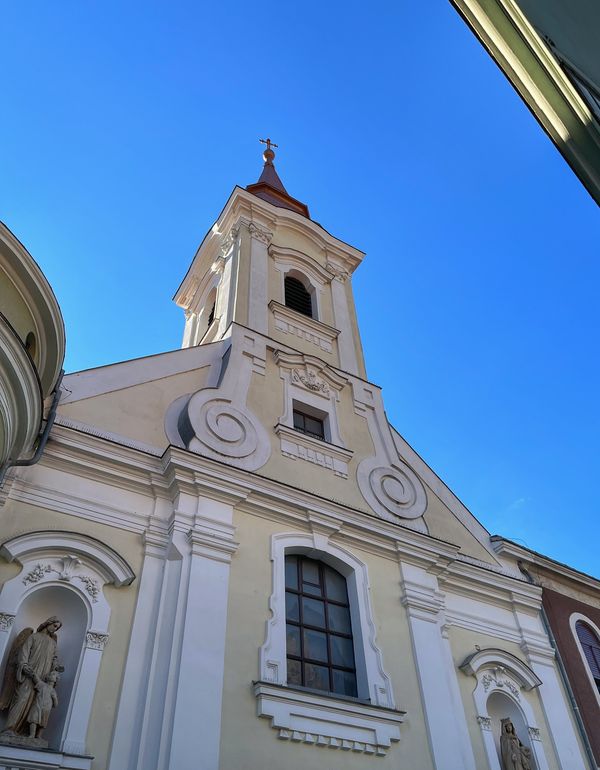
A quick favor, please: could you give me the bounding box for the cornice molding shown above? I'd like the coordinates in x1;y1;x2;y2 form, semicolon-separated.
491;536;600;593
451;0;600;202
4;424;543;610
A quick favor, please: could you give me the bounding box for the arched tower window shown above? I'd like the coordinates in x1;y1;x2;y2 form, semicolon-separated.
284;275;313;318
576;620;600;693
284;554;357;696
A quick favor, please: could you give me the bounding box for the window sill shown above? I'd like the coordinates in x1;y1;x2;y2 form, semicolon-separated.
274;423;353;478
254;681;404;756
0;743;93;769
269;300;339;354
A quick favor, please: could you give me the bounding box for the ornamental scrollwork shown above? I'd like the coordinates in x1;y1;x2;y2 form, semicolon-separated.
292;369;330;396
21;558;100;602
22;564;52;585
482;668;520;698
0;613;15;632
77;575;100;602
248;222;272;245
476;716;491;731
325;261;349;282
85;631;109;650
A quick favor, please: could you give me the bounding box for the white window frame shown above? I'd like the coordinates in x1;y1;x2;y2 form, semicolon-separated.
273;350;352;477
259;531;394;707
256;531;403;757
569;612;600;710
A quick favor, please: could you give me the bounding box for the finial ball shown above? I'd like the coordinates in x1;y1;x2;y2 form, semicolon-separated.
263;147;275;164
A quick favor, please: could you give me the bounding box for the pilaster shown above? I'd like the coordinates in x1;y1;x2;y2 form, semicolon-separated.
166;501;238;770
400;562;477;770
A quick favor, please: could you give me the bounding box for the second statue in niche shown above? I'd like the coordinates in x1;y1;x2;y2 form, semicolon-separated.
500;718;533;770
0;616;63;749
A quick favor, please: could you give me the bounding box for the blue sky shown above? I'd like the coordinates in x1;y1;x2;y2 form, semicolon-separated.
1;2;598;574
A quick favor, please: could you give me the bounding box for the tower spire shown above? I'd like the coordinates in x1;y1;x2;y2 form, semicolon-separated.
246;138;310;218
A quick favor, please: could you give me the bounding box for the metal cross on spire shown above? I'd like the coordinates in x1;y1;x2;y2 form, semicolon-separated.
259;137;278;151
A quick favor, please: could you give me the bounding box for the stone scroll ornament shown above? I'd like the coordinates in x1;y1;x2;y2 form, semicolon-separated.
0;616;64;749
171;330;271;472
500;718;533;770
357;456;427;527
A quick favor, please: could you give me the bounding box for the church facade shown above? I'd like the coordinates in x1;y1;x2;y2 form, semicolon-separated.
0;147;592;769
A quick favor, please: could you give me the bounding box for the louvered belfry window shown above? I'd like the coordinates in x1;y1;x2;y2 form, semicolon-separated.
285;555;357;697
576;620;600;692
284;275;313;317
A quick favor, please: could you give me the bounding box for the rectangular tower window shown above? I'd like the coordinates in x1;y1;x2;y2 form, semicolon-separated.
293;408;325;441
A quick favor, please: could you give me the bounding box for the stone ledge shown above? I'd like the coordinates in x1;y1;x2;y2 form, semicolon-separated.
274;423;353;478
269;301;339;354
0;743;92;769
254;681;404;756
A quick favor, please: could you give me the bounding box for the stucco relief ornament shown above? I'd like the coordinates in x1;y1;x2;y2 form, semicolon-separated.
325;261;349;282
0;617;64;749
292;369;330;395
22;564;52;585
360;462;427;523
0;613;15;633
482;668;520;698
247;221;272;245
86;631;109;651
76;575;100;602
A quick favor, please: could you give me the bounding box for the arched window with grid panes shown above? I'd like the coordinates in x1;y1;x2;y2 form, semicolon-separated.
285;554;357;697
576;620;600;694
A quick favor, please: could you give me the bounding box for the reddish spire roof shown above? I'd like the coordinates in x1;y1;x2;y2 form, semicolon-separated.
246;139;310;218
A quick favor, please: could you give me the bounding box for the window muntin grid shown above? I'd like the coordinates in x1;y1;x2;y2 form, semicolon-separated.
292;409;325;441
285;555;357;697
576;620;600;692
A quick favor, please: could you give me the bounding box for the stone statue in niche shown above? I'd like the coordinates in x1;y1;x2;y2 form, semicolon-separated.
0;616;64;748
500;718;534;770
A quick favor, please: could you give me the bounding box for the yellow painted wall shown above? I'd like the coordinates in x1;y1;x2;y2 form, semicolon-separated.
219;509;434;770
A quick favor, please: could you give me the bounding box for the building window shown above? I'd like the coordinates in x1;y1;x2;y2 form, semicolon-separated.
284;275;313;318
207;301;216;328
285;555;357;697
576;621;600;693
292;408;325;441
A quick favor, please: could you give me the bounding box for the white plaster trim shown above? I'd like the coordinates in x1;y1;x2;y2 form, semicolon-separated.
259;532;395;708
569;612;600;710
269;300;339;354
1;531;135;587
54;415;163;456
0;222;65;398
60;341;228;404
177;329;271;471
0;743;92;769
274;423;352;478
460;648;542;690
0;315;43;465
255;683;403;756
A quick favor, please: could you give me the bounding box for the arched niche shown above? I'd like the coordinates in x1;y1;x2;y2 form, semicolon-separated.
487;690;533;767
0;584;88;750
460;648;550;770
0;531;135;756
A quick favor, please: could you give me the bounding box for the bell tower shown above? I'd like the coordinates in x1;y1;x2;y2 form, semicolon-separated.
174;141;367;378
